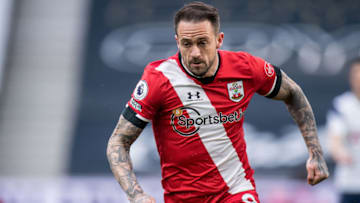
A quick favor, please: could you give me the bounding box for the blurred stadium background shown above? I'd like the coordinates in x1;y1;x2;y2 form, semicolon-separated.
0;0;360;202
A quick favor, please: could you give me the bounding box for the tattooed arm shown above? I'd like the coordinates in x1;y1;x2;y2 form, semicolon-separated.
107;115;155;203
272;70;329;185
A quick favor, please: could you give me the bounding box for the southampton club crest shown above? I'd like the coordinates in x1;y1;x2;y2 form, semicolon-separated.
227;81;244;102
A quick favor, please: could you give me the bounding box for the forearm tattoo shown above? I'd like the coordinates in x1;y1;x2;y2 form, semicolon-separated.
107;115;144;200
280;73;327;172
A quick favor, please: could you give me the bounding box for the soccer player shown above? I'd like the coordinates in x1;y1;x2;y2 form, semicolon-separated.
327;58;360;203
107;2;329;203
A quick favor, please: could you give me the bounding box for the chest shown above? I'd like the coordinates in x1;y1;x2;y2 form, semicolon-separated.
162;79;254;115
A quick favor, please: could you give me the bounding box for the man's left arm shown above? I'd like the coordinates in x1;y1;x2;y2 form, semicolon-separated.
272;70;329;185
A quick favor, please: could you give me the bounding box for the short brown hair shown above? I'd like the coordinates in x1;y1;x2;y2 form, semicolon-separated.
174;1;220;34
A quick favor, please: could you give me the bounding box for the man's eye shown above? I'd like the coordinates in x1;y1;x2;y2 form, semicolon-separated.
199;41;207;46
183;42;191;47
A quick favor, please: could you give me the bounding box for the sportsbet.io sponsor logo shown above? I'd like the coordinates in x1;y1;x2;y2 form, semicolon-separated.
170;107;244;137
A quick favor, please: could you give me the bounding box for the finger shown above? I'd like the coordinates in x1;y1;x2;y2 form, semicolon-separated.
313;170;328;185
312;167;329;185
307;166;315;185
312;175;321;185
313;170;325;185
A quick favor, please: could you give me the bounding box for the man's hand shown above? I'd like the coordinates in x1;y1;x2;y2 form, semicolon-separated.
306;152;329;185
131;193;156;203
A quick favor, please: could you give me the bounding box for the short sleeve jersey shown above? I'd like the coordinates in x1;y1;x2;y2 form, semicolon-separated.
126;50;281;201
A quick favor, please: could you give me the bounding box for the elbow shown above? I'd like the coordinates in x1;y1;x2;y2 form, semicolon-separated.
106;135;128;163
106;135;118;161
106;139;113;162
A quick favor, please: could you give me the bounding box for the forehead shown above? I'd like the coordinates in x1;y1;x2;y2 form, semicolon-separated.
177;20;215;39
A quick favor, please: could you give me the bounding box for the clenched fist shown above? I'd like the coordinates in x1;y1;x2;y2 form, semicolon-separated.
306;152;329;185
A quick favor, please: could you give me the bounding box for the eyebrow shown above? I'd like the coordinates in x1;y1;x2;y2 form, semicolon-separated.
180;38;191;42
180;37;209;42
197;37;209;41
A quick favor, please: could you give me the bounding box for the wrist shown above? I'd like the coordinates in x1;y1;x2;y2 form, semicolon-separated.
128;190;145;201
308;146;324;158
129;192;148;203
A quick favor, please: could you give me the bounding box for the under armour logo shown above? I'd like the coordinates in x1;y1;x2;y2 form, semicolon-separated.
187;91;201;100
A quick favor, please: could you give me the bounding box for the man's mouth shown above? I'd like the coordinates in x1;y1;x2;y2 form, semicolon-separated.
191;61;203;65
191;62;203;68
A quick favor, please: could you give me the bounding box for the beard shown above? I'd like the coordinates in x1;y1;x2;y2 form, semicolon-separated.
186;57;215;77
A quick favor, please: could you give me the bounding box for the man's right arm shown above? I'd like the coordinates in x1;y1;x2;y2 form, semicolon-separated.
106;115;155;203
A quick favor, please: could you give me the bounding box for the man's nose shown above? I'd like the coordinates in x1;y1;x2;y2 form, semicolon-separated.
190;46;201;58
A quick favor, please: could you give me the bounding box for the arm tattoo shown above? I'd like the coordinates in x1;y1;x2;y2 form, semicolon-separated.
278;72;328;173
107;115;144;200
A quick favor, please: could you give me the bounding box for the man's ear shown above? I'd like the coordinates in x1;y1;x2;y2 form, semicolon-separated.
175;34;180;49
216;32;224;49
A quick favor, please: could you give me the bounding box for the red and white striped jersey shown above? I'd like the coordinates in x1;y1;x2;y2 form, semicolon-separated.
126;50;281;202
